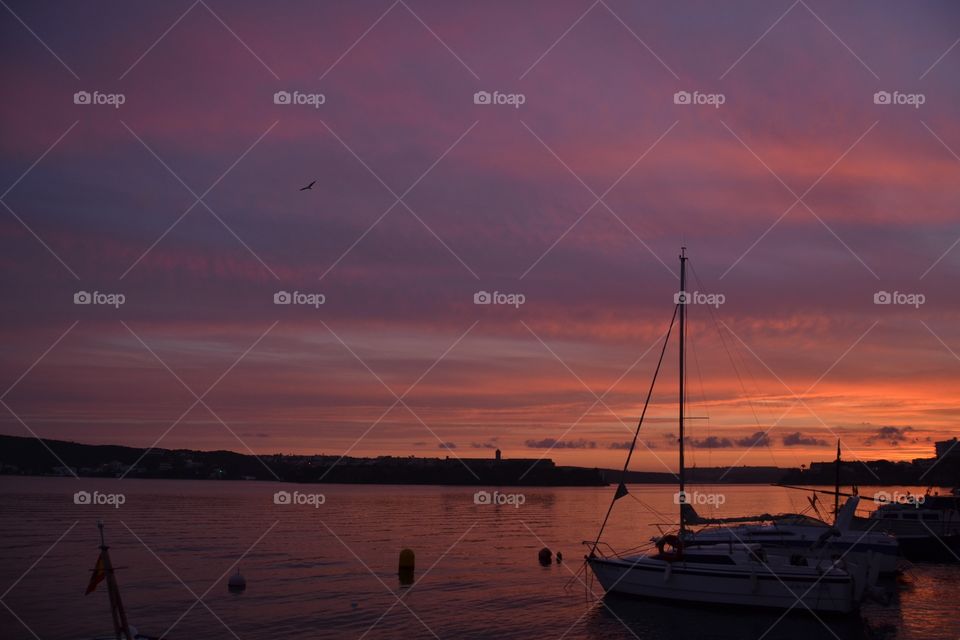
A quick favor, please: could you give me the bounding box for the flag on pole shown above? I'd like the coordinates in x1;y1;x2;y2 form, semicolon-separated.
613;481;629;501
85;552;106;595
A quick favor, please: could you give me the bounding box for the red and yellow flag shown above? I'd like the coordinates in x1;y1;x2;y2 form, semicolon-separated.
85;552;106;595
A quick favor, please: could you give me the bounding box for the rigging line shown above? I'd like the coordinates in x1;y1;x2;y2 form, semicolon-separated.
688;261;805;469
727;323;794;471
688;261;762;427
713;297;804;474
687;261;762;474
626;492;672;521
563;558;590;591
687;312;712;470
589;303;680;557
688;260;789;465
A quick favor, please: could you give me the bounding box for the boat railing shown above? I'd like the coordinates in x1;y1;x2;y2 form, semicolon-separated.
581;539;656;559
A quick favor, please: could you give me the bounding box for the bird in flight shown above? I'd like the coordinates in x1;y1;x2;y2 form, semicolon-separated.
299;180;316;191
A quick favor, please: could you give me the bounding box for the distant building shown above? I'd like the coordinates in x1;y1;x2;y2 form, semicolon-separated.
495;449;501;462
935;438;959;461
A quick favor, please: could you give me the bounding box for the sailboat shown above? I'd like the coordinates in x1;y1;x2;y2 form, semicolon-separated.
585;248;873;614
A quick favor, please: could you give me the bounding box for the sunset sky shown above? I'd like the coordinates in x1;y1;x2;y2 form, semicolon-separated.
1;0;959;471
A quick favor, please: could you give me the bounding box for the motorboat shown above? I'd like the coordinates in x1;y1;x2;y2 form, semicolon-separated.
680;496;899;574
852;491;960;561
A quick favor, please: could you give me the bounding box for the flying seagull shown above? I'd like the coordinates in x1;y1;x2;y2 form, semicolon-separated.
299;180;316;191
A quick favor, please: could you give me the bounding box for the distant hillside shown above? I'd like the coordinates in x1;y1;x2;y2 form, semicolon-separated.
0;434;606;487
1;434;955;487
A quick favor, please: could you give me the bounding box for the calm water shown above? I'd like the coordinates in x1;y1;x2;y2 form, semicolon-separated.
0;478;957;640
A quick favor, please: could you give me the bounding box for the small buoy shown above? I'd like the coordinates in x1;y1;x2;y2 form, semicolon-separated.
228;568;246;593
555;551;563;564
398;549;415;572
398;548;415;585
538;547;552;566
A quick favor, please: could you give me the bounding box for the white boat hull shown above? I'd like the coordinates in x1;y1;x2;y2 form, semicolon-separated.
588;556;857;614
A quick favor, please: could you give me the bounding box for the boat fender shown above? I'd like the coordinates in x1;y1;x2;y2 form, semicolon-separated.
750;569;758;593
656;534;683;560
663;563;672;582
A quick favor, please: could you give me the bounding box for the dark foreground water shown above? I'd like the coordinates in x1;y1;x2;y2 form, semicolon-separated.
0;478;956;640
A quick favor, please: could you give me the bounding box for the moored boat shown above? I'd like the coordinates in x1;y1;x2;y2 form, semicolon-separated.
851;492;960;562
585;248;875;614
589;542;866;613
680;496;900;575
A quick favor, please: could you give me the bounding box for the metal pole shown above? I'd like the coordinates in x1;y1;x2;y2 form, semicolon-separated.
679;247;687;535
98;521;132;640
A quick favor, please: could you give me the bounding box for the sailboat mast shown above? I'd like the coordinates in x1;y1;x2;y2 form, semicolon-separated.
834;440;841;523
679;247;687;534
